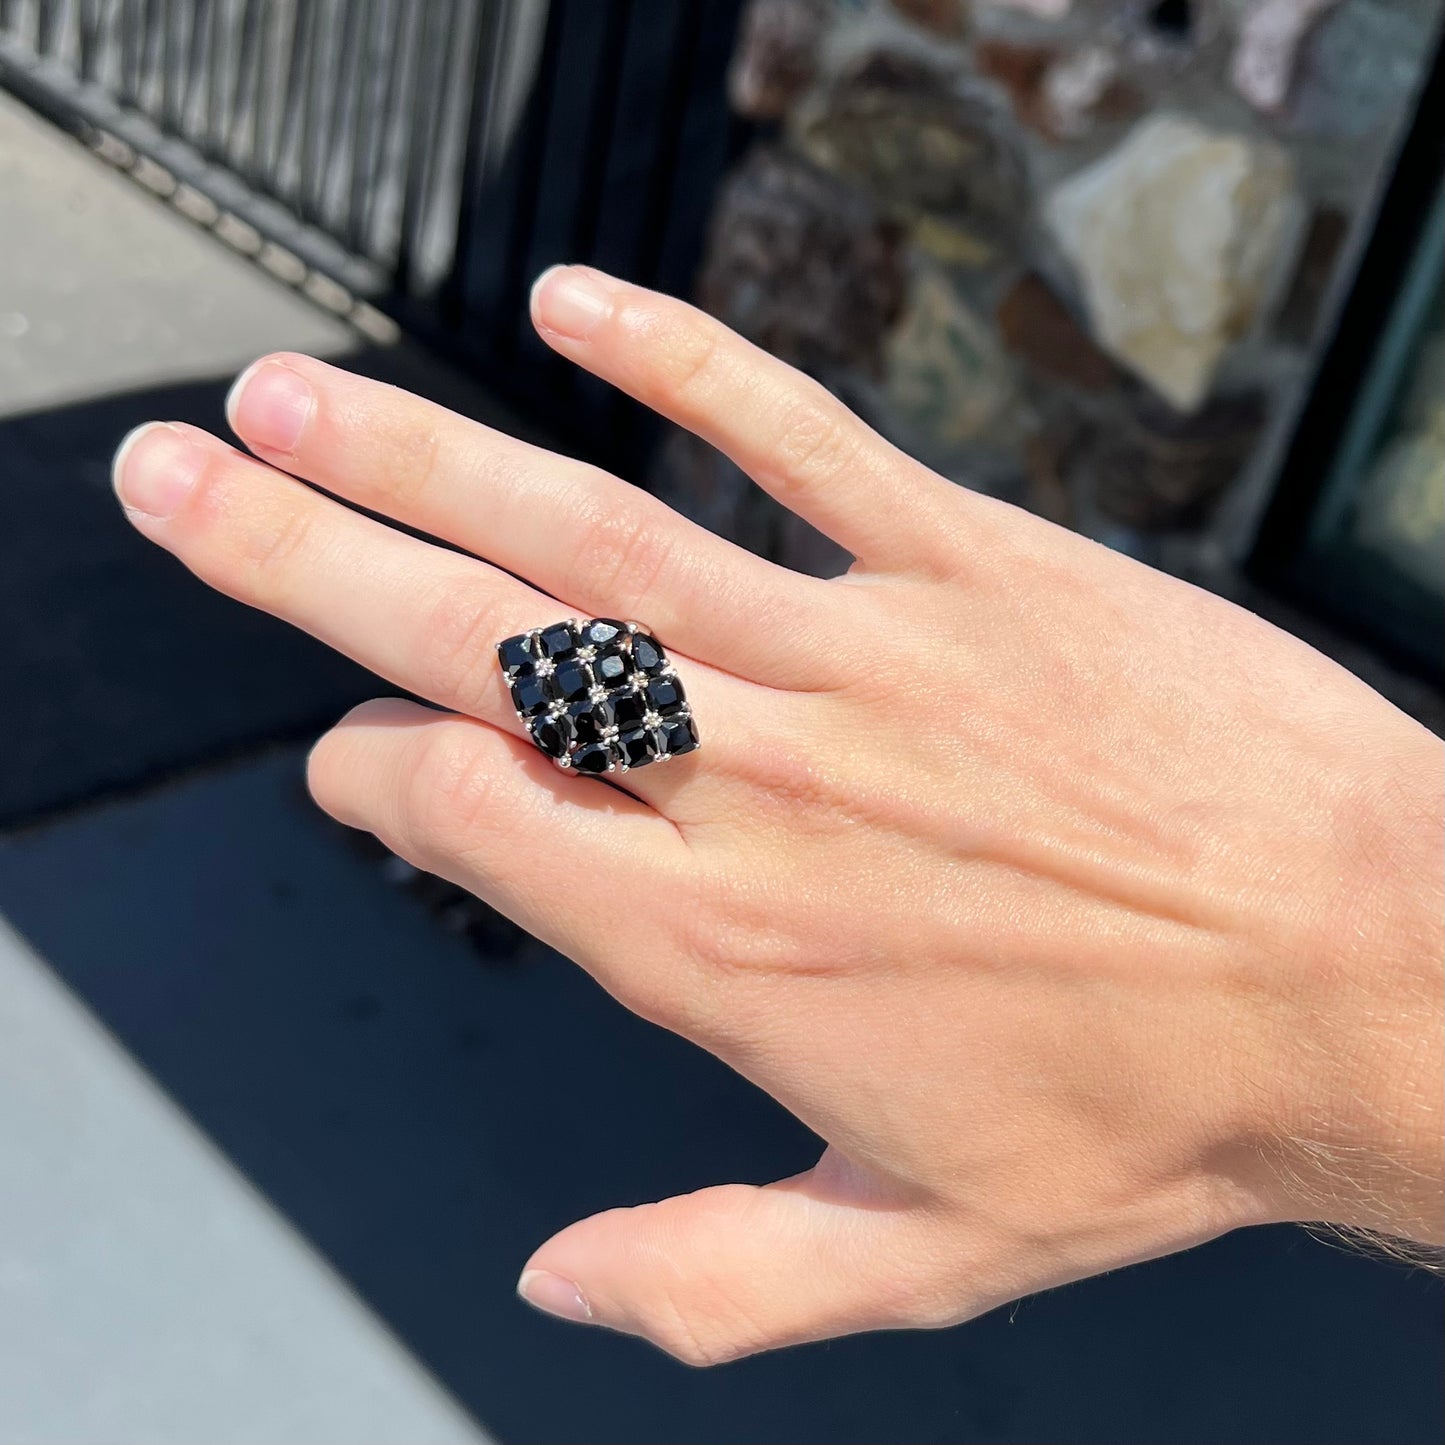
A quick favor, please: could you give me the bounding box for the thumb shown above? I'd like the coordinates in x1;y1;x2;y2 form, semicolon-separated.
516;1161;936;1365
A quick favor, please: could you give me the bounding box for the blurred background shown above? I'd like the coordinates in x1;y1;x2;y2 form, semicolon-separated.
0;1;1441;1441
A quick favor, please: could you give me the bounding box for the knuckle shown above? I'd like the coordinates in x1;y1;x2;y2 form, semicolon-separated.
372;409;445;512
676;878;807;983
648;316;721;413
770;393;859;494
419;581;512;712
673;896;743;977
654;1261;787;1366
650;1315;744;1369
751;748;837;814
746;743;861;828
639;1249;764;1367
566;500;676;617
239;501;316;591
402;725;499;850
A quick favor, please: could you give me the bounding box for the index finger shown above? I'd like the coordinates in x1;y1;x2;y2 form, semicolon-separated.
530;266;964;575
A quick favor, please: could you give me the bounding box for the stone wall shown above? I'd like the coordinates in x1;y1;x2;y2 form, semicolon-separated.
657;0;1440;579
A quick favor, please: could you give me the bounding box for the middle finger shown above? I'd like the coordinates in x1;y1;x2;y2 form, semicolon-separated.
225;353;836;689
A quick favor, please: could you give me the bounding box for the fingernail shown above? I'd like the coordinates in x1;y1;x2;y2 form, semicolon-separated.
531;265;611;341
517;1269;594;1325
226;358;313;453
112;422;206;519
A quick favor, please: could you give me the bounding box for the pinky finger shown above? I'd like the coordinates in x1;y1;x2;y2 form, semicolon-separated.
308;700;692;1011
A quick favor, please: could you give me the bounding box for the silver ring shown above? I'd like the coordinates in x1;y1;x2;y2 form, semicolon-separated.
495;618;700;776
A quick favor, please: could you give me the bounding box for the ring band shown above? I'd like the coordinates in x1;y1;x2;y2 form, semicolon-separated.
496;618;700;776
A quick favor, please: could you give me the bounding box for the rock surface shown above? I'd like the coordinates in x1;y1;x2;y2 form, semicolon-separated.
1287;0;1429;136
884;264;1016;447
795;50;1027;238
1045;114;1301;412
889;0;971;35
1073;390;1267;529
1230;0;1339;112
996;272;1120;391
977;0;1072;18
977;40;1138;140
728;0;832;121
1041;45;1139;137
697;145;905;377
706;0;1432;572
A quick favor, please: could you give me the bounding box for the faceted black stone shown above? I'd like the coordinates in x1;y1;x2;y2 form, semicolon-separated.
537;622;578;660
510;672;551;716
644;674;686;715
530;711;575;758
508;619;696;776
567;697;615;744
630;632;666;675
552;658;594;702
617;726;663;769
497;633;537;678
571;742;614;775
593;647;632;690
608;686;646;729
580;617;626;649
659;714;699;757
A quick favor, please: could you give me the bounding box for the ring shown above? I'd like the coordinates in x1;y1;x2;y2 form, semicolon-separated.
496;618;700;776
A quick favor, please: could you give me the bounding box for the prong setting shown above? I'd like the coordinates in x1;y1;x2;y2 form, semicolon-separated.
497;618;697;777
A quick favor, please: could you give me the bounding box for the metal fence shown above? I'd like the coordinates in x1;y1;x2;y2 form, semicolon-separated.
0;0;746;460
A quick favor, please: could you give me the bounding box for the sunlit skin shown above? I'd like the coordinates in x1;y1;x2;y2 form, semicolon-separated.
111;265;1443;1364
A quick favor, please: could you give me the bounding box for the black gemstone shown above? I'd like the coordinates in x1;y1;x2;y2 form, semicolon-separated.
510;673;550;716
530;711;575;758
571;742;614;775
497;633;537;678
660;714;699;756
630;632;666;675
617;726;663;769
609;687;646;728
537;622;578;660
568;697;615;744
552;658;594;702
644;674;686;715
593;648;632;690
581;617;626;649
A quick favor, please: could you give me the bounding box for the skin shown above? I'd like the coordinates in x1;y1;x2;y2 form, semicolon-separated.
111;265;1443;1365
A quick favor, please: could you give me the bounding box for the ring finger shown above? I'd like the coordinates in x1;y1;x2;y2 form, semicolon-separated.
111;421;751;814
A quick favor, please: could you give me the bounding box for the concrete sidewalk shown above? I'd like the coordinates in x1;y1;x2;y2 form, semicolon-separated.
0;906;487;1445
1;82;1441;1445
0;87;534;827
6;750;1442;1445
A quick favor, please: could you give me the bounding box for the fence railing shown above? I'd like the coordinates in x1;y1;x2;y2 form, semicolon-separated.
0;0;746;461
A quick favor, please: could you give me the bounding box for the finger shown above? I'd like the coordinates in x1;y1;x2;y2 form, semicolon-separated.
308;699;692;1017
530;266;960;574
224;353;834;689
111;421;740;812
112;420;553;728
516;1165;937;1365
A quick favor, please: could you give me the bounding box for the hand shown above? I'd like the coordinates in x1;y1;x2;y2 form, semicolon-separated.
112;266;1444;1364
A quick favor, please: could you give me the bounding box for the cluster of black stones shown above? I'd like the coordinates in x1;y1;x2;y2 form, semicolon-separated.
496;618;700;776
